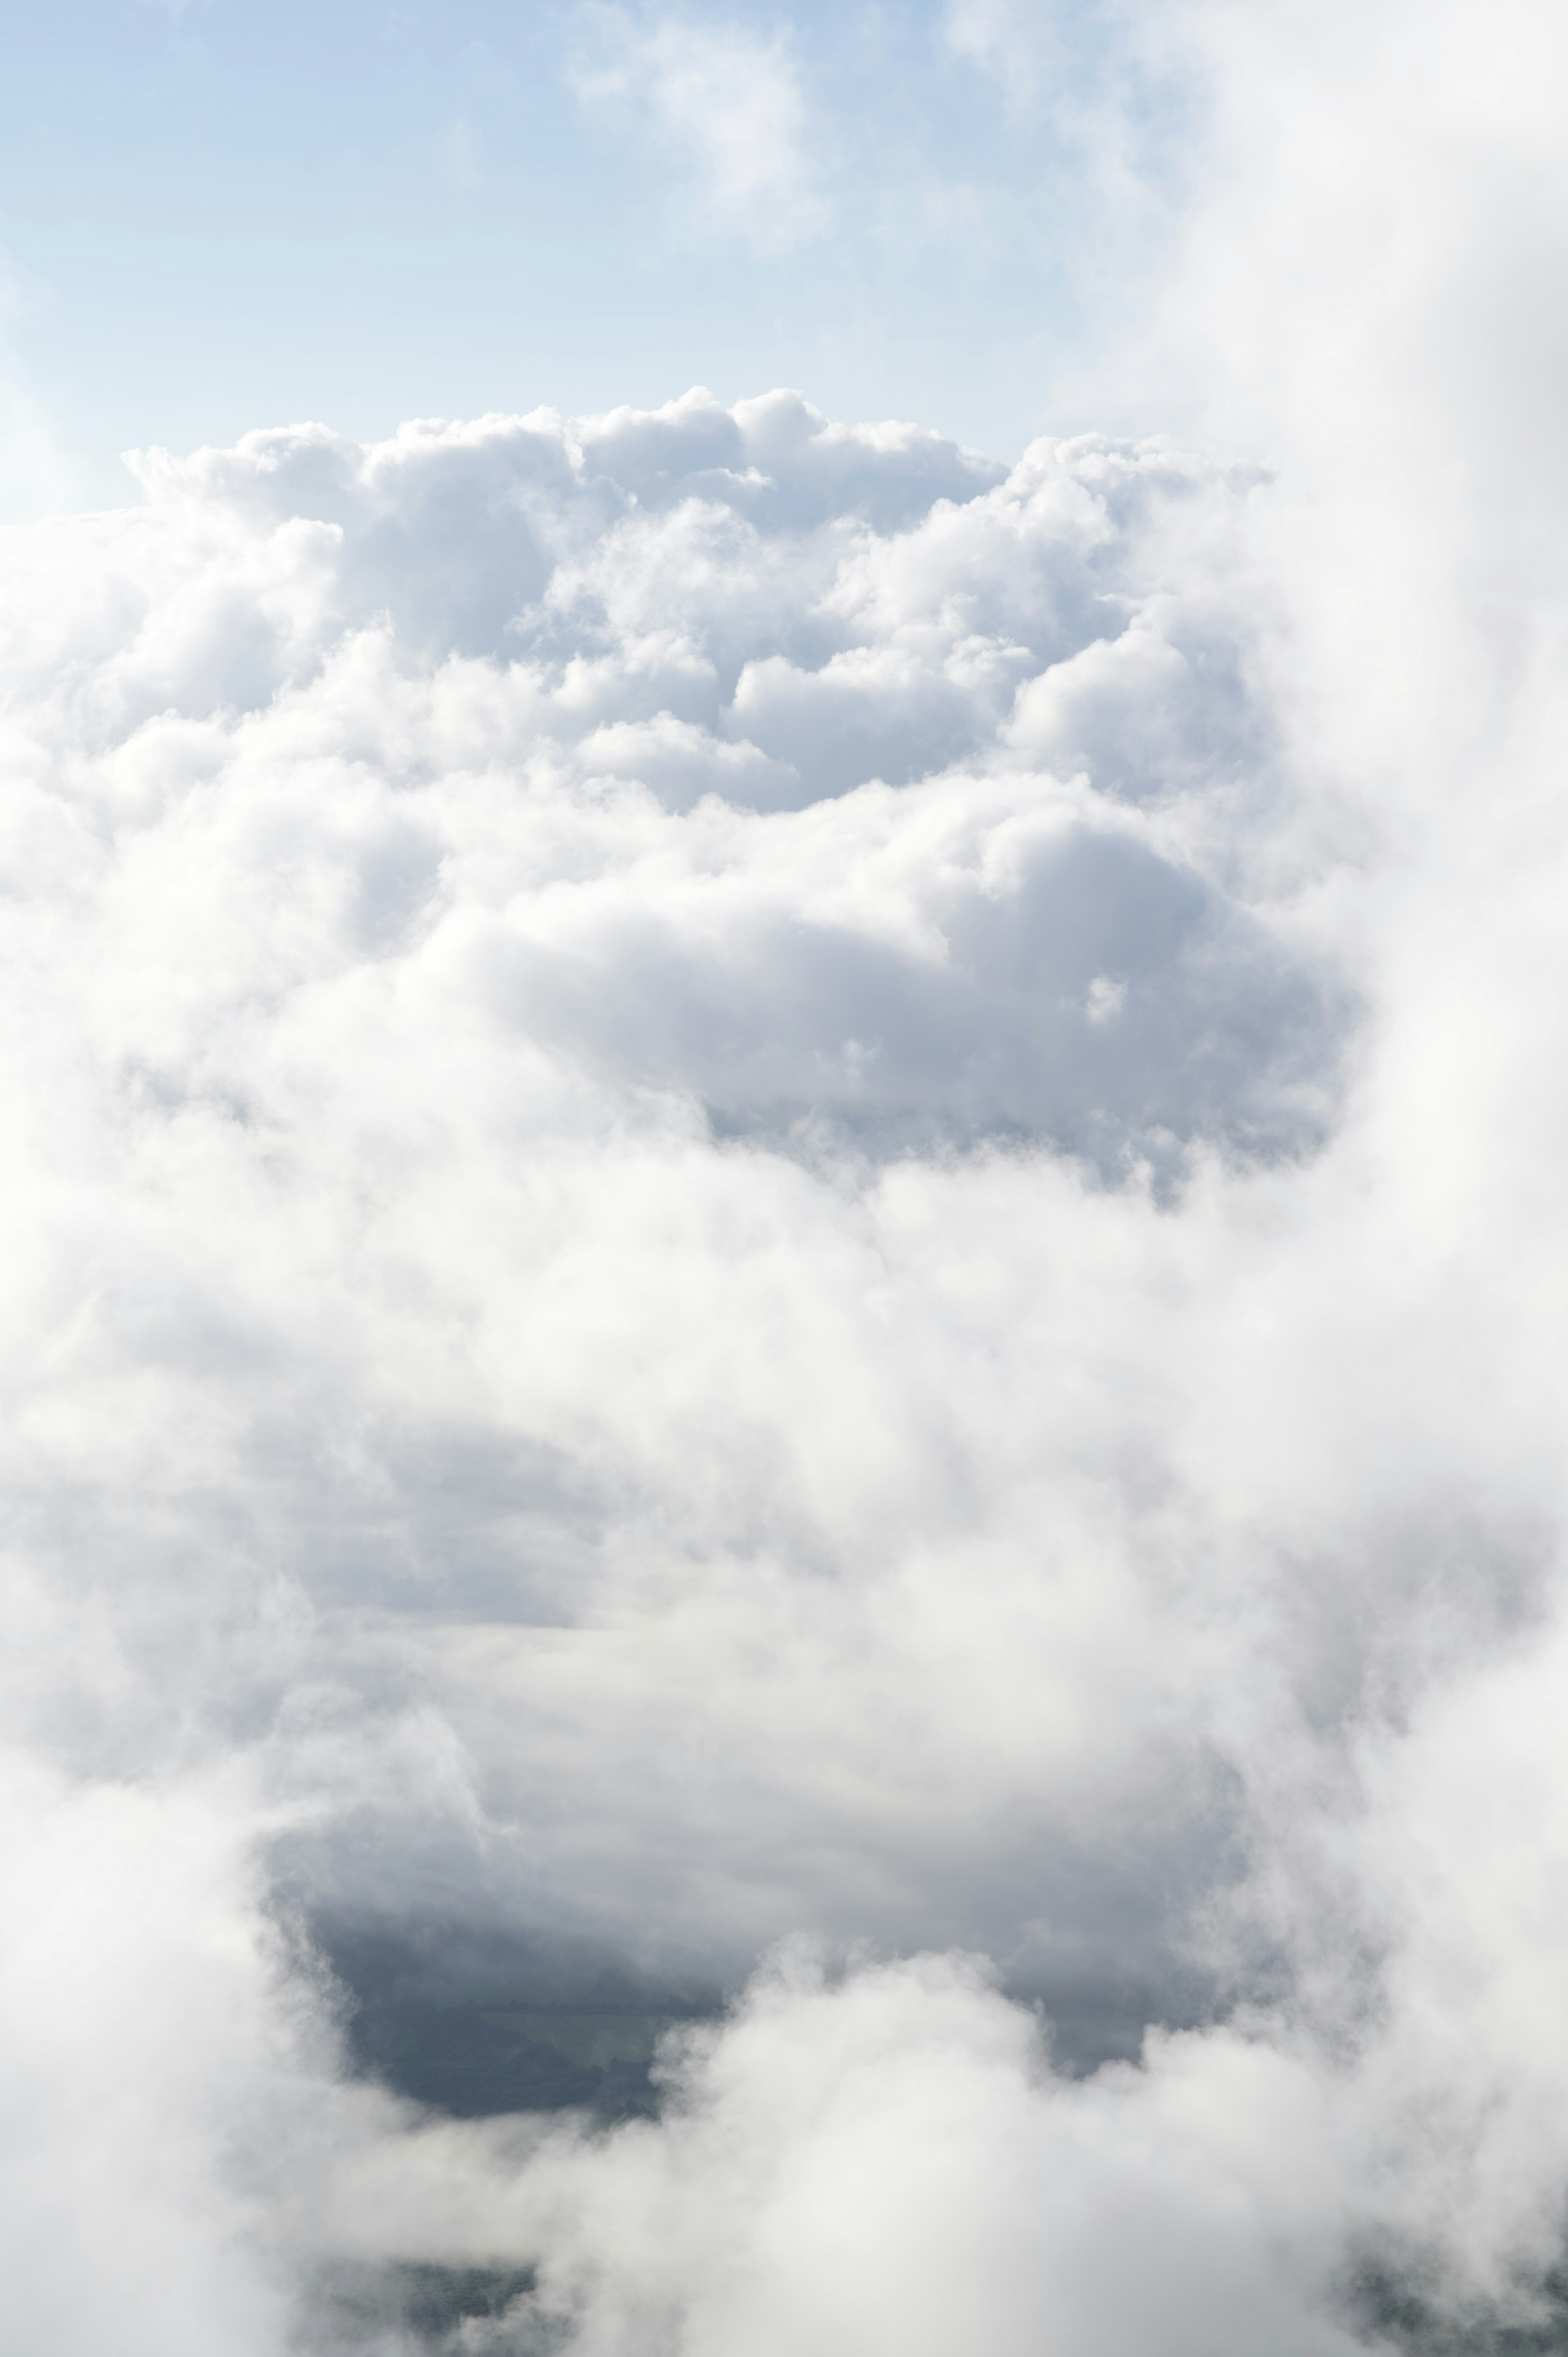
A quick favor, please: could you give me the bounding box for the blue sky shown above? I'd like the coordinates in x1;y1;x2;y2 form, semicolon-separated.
0;0;1188;500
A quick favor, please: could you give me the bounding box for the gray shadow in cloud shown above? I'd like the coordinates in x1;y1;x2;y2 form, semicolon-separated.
256;1417;610;1625
576;387;1006;534
492;822;1344;1177
726;667;1001;801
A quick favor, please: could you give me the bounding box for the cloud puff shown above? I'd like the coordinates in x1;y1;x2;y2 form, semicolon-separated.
570;9;830;252
0;387;1324;1176
317;1949;1368;2357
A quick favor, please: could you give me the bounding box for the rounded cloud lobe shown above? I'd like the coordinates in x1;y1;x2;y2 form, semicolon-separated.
7;137;1568;2352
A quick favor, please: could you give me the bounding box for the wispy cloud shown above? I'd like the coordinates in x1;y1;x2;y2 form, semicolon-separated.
942;0;1049;111
437;113;483;194
570;6;831;254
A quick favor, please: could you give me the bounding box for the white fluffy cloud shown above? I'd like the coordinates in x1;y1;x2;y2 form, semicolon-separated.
8;1;1568;2343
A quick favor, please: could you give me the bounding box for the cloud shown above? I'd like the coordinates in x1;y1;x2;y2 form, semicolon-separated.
316;1948;1368;2356
10;1;1568;2342
0;362;1508;2349
943;0;1048;108
570;7;831;252
0;390;1327;1181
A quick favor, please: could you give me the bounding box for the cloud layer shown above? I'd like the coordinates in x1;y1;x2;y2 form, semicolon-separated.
9;2;1568;2341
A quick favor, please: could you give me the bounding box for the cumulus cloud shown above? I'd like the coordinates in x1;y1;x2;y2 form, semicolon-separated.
316;1949;1370;2357
9;1;1568;2347
569;8;830;252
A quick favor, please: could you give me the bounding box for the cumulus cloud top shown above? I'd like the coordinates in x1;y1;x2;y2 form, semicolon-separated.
0;386;1327;1190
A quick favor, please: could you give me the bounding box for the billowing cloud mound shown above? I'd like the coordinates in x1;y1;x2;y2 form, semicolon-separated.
2;387;1330;1183
11;131;1568;2350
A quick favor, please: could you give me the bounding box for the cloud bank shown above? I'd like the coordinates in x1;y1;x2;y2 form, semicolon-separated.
9;2;1568;2350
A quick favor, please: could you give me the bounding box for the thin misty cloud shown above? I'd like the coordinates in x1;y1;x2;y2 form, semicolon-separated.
0;250;82;523
943;0;1049;111
941;0;1190;265
435;114;483;195
569;5;831;254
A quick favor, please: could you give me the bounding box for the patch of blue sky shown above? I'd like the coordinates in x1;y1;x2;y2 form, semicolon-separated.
0;0;1198;508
